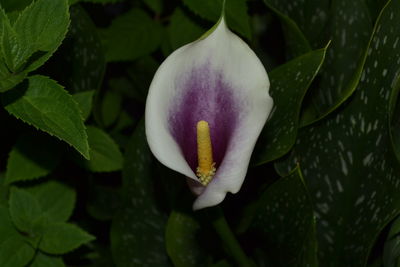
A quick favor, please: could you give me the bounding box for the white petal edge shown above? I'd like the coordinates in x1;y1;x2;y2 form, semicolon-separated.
145;18;273;209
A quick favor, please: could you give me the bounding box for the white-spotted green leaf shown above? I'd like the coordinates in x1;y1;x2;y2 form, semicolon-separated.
250;166;317;266
5;134;62;184
275;1;400;265
82;126;123;172
111;120;170;267
2;75;90;159
182;0;251;40
253;46;327;165
300;0;373;126
99;9;163;62
166;211;209;267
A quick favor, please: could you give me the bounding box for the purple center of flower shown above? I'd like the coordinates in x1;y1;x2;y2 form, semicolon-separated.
169;64;240;172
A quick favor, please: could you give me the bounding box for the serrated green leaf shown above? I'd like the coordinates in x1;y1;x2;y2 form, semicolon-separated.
275;1;400;265
100;90;121;127
2;75;90;159
182;0;251;40
83;126;123;172
39;222;95;254
166;211;209;267
73;90;94;121
5;134;61;184
168;8;205;50
0;60;27;92
29;252;65;267
300;0;373;126
28;181;76;222
99;8;163;62
253;46;327;165
111;120;170;267
9;188;44;236
250;166;317;267
0;235;35;267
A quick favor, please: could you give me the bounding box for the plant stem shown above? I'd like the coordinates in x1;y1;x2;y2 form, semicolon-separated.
210;206;252;267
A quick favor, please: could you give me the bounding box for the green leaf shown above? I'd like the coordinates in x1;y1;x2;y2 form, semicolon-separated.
275;1;400;265
5;134;61;184
384;216;400;267
62;6;105;93
0;0;32;12
2;75;90;159
73;90;94;121
0;206;19;245
166;211;209;267
300;0;373;126
263;2;311;58
143;0;163;14
39;222;95;254
0;235;35;267
86;184;121;221
28;181;76;222
69;0;123;4
111;120;170;267
182;0;251;40
13;0;70;71
83;126;123;172
9;188;43;234
253;46;327;165
168;8;205;51
100;90;122;127
99;9;163;62
264;0;330;47
29;252;65;267
250;166;317;267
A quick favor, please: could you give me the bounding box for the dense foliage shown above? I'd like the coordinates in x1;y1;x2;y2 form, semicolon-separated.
0;0;399;266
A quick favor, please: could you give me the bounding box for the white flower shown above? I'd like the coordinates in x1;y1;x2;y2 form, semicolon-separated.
145;16;273;210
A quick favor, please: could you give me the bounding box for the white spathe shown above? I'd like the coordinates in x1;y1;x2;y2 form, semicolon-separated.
145;17;273;210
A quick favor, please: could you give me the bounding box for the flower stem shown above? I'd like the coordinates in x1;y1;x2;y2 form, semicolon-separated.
209;206;253;267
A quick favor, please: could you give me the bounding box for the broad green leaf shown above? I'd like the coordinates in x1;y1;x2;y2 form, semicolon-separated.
300;0;373;126
2;75;90;159
0;60;27;92
166;211;209;267
0;206;19;245
253;46;327;165
143;0;162;14
9;188;43;234
264;0;330;47
83;126;123;172
69;0;123;4
263;3;311;58
168;8;205;50
60;6;105;93
250;166;317;266
73;90;94;121
383;216;400;267
5;134;61;184
0;235;35;267
275;1;400;265
39;222;95;254
29;252;65;267
28;181;76;222
111;120;170;267
100;90;122;128
99;9;163;62
182;0;251;40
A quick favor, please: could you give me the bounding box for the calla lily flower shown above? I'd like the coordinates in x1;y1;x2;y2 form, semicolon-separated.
145;16;273;210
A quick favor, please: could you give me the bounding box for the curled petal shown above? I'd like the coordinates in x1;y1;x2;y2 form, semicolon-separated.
145;18;273;210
